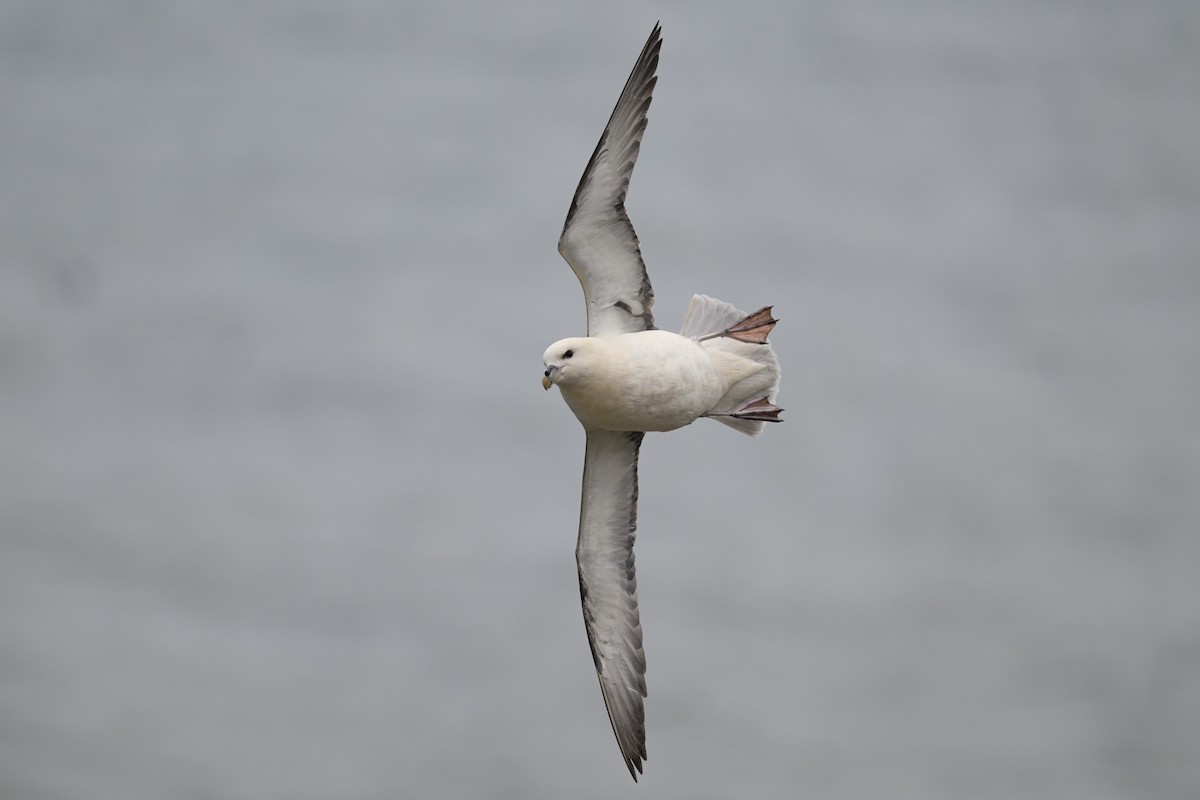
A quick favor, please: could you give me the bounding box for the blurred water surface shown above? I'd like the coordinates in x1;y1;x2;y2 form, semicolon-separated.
2;1;1198;798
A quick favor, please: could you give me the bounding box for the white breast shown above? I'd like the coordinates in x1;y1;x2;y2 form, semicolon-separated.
559;331;726;432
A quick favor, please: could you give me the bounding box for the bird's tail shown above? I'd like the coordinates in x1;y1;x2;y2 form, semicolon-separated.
680;294;783;436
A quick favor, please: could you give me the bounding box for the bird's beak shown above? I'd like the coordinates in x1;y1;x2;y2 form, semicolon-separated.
542;365;560;390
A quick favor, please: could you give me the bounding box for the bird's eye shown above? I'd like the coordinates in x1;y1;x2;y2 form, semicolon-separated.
564;349;574;358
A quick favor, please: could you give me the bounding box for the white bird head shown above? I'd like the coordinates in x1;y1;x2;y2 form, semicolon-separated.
542;337;592;390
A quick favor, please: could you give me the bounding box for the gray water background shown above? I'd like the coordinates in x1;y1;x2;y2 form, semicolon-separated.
2;1;1198;798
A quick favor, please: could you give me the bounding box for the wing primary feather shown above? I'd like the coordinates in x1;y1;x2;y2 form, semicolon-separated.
576;429;648;780
561;23;661;233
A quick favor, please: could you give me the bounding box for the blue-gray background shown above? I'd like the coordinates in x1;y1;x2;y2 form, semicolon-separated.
2;1;1197;798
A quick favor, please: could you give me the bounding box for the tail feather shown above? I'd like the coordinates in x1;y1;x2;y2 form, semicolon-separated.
681;294;783;437
679;294;745;339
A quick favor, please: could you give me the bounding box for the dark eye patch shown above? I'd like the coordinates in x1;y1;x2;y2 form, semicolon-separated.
564;350;574;358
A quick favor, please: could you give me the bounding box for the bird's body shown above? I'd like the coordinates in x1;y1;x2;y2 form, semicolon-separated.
541;23;783;780
544;330;768;432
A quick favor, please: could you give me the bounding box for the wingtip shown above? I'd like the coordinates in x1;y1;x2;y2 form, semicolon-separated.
645;22;663;53
624;752;644;782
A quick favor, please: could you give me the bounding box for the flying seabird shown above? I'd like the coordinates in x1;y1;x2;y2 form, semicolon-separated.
541;22;783;781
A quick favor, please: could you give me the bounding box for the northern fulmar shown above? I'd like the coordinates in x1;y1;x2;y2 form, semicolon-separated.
541;22;783;781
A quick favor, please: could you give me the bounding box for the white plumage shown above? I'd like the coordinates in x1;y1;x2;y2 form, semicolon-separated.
543;322;778;434
541;23;783;780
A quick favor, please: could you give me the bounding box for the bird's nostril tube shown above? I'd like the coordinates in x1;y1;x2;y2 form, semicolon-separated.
545;369;552;376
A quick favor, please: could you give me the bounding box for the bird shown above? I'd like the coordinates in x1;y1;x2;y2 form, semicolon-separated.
541;23;783;781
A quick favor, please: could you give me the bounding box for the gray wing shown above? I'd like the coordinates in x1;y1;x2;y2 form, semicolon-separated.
576;429;648;780
559;24;662;337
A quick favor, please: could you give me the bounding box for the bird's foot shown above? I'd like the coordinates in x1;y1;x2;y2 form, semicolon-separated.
724;396;784;422
698;306;777;344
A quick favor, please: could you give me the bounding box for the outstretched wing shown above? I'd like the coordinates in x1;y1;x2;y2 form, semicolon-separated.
576;429;648;780
559;24;662;337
